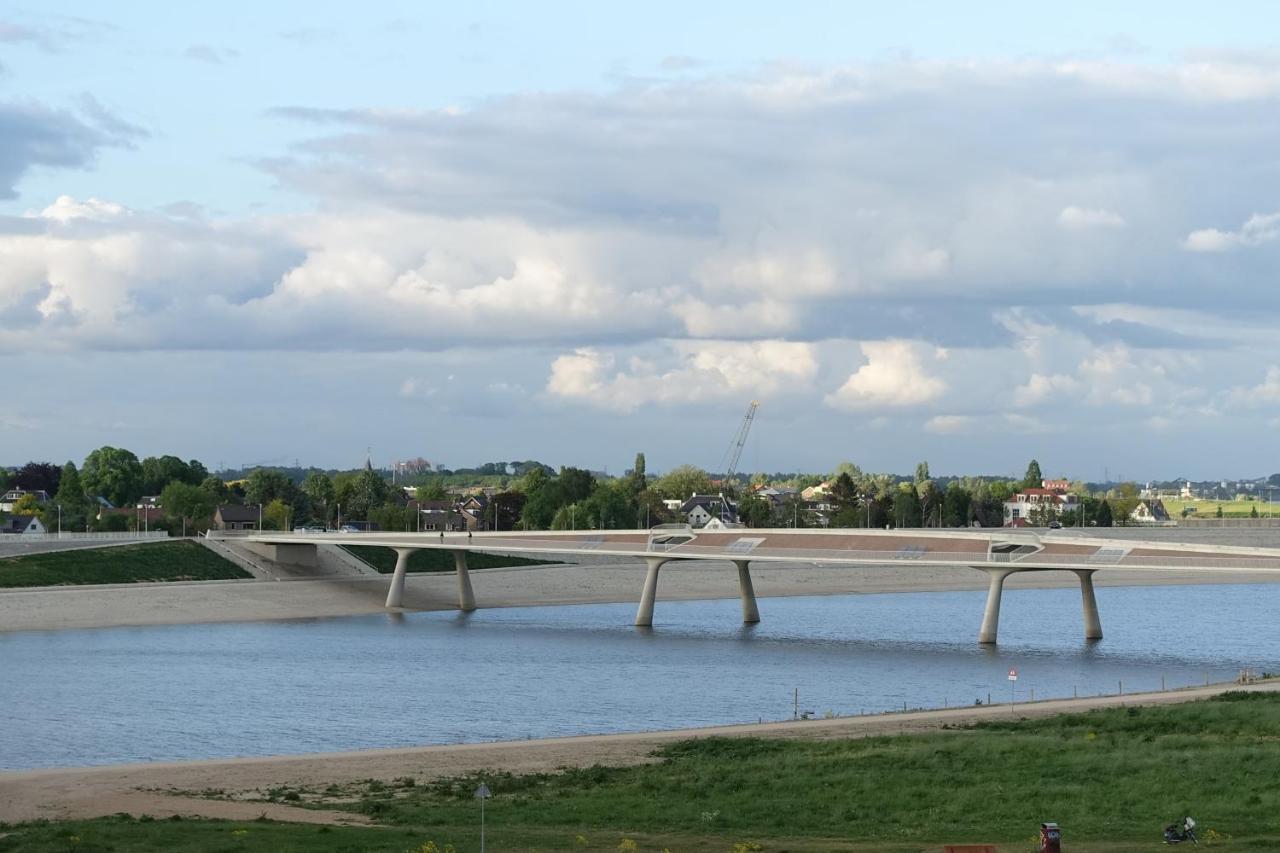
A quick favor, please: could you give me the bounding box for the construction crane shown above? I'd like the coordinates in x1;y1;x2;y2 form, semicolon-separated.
718;400;760;522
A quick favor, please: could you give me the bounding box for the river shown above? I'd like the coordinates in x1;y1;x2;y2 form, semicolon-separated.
2;583;1277;769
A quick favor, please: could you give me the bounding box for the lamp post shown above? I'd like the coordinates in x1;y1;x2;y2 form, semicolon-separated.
474;783;491;852
57;503;62;537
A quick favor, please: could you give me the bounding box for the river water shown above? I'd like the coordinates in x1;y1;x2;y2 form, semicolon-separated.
3;584;1278;769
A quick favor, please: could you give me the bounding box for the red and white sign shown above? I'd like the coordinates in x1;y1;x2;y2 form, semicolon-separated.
1007;668;1018;681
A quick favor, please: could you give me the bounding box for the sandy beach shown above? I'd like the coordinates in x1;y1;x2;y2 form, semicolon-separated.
2;678;1275;825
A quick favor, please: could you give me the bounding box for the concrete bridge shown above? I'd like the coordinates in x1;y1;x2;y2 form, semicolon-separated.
212;527;1280;644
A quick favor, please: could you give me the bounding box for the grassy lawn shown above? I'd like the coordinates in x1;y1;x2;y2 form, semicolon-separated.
1162;498;1278;519
4;693;1279;851
0;541;251;587
343;544;556;573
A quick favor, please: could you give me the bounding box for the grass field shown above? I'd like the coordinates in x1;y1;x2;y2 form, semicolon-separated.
0;540;250;588
3;692;1279;851
343;544;556;573
1162;499;1278;519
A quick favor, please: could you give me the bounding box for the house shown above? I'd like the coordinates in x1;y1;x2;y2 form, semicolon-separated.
2;514;46;534
1130;499;1171;524
680;493;736;527
416;500;460;531
213;504;259;531
800;482;831;502
456;495;489;530
0;489;51;512
1003;481;1080;526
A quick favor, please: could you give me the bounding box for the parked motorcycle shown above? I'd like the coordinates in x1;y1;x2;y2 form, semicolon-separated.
1163;816;1198;845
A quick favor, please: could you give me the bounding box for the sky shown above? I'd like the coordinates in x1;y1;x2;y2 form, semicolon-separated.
3;2;1280;479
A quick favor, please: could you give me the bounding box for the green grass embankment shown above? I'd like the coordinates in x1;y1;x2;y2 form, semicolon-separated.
0;540;251;587
343;545;555;573
4;692;1279;851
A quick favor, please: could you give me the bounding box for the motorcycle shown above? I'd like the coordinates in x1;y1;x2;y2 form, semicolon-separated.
1163;816;1198;845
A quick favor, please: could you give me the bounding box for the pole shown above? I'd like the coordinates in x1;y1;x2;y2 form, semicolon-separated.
480;795;485;853
57;504;62;537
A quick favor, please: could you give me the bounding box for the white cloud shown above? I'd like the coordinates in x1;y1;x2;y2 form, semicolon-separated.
1013;373;1081;407
924;415;973;434
824;340;947;411
1058;206;1126;229
1226;366;1280;407
546;340;817;411
1183;211;1280;252
35;195;128;222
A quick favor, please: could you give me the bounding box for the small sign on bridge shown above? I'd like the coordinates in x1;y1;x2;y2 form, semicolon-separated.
1008;668;1018;681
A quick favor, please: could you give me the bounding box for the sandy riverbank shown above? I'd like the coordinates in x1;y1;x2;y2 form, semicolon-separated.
2;678;1275;825
4;557;1280;633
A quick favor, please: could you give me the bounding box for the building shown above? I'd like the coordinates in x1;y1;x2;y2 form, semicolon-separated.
680;493;736;527
213;504;260;531
1003;481;1080;527
456;495;489;530
416;500;459;531
1130;499;1172;524
2;515;46;534
0;489;51;512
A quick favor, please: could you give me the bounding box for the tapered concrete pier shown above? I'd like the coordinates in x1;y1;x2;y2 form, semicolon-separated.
734;560;760;623
1074;569;1103;640
978;567;1017;644
454;550;476;611
634;557;670;626
384;547;417;608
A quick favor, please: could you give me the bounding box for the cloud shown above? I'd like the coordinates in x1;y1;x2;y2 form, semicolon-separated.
824;340;946;411
546;340;817;411
0;101;134;198
1058;206;1126;229
1226;366;1280;407
924;415;974;434
1183;211;1280;252
659;55;703;72
184;44;238;64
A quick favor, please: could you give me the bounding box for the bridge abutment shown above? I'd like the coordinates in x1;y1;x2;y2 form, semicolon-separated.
734;559;760;623
384;547;417;608
1074;569;1103;640
635;557;670;626
454;550;476;611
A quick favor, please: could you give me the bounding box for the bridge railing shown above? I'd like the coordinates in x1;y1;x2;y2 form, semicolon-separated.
209;530;1280;572
6;531;170;541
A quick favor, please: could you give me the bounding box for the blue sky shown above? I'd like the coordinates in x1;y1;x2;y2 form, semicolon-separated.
3;2;1280;478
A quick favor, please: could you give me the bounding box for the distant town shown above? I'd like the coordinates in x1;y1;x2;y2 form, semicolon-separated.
4;447;1278;537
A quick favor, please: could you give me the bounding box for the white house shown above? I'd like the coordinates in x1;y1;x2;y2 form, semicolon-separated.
1003;482;1079;526
1129;499;1172;524
3;514;46;534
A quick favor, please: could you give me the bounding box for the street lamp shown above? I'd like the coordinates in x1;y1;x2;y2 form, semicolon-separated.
474;783;492;852
57;503;62;537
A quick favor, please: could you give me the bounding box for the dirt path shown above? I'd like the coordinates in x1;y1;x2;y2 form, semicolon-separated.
3;679;1275;826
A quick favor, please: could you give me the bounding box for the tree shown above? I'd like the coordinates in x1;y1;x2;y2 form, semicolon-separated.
13;462;61;494
654;465;713;500
942;482;972;527
892;484;922;528
200;475;230;503
301;472;335;522
829;472;858;510
262;498;290;531
626;452;647;494
141;455;204;494
914;461;931;485
737;493;774;528
160;481;216;534
1095;500;1113;527
244;468;296;507
1022;459;1043;490
558;467;596;505
81;446;143;507
52;462;91;532
11;493;42;515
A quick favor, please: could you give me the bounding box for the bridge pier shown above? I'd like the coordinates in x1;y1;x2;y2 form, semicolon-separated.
455;550;476;612
385;547;418;608
734;559;760;624
978;567;1017;644
635;557;671;626
1074;569;1103;640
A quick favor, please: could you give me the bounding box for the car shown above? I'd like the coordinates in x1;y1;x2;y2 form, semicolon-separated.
1048;520;1062;529
338;524;361;533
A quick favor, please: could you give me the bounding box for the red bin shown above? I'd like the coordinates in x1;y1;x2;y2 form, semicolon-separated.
1039;822;1061;853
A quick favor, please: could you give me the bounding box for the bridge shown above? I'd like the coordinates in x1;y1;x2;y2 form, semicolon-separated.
211;527;1280;644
